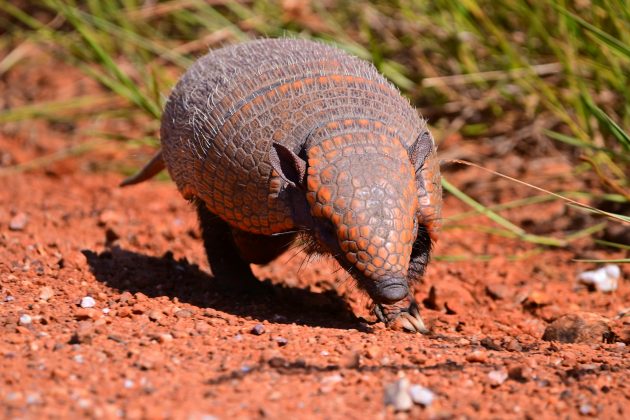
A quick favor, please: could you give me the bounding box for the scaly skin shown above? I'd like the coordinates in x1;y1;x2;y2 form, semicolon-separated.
129;39;442;332
306;124;417;285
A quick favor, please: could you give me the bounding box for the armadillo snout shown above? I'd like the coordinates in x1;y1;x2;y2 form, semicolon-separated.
371;277;409;303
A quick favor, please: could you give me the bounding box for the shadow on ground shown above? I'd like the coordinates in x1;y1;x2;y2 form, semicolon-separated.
83;246;368;331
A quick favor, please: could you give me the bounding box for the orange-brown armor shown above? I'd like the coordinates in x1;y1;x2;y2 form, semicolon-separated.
122;39;442;332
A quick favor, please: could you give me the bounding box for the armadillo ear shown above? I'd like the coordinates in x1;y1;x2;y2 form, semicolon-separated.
407;131;434;173
270;142;307;189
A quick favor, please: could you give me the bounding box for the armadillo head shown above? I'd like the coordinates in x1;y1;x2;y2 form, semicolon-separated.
304;135;419;305
270;130;438;320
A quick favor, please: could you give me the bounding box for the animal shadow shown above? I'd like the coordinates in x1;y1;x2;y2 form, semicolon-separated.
82;246;368;330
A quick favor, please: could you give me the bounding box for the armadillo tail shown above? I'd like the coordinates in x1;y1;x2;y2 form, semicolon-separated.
119;149;165;187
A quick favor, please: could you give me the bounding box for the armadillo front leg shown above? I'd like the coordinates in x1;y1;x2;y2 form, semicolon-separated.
196;201;257;284
374;297;428;334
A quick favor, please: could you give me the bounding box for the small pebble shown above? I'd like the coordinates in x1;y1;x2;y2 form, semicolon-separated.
25;393;41;405
5;391;21;402
485;284;510;300
384;378;413;411
542;312;613;344
507;365;529;382
131;303;146;315
579;403;594;415
524;291;552;307
9;213;28;231
148;310;162;321
457;338;470;346
5;296;15;302
251;323;265;335
268;391;282;401
174;309;193;318
157;333;173;343
80;296;96;308
578;265;620;293
319;374;343;393
102;308;110;314
135;350;163;370
487;370;508;386
19;314;32;325
342;351;361;369
465;350;488;363
505;338;523;352
77;399;91;409
321;374;343;386
409;385;435;406
123;379;134;389
275;336;288;347
117;307;132;318
365;345;380;360
38;286;54;301
70;321;95;344
75;308;99;321
98;209;119;226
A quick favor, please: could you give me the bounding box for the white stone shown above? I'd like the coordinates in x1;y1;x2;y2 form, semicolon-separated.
487;370;508;386
384;378;413;411
409;385;435;406
578;264;620;292
80;296;96;308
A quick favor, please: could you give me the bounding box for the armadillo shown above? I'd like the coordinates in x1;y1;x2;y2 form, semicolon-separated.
122;38;442;333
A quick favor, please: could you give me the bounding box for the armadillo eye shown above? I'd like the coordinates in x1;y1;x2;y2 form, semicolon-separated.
318;217;335;235
315;217;339;251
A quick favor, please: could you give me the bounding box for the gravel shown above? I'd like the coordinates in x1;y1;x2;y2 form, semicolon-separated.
409;385;435;406
251;323;265;335
80;296;96;308
18;314;32;325
9;213;28;231
148;310;162;321
542;312;614;344
384;378;413;412
38;286;54;301
174;309;193;318
488;370;508;386
465;350;488;363
275;336;288;347
578;265;620;293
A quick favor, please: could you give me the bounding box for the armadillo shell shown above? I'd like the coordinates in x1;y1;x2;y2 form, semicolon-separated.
161;38;441;237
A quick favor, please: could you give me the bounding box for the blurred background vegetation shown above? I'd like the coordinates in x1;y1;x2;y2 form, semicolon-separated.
1;0;628;259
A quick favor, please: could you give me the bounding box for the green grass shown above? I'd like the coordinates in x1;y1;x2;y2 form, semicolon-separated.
1;0;628;258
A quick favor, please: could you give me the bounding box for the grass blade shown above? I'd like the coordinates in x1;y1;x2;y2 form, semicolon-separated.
554;4;630;59
442;177;567;246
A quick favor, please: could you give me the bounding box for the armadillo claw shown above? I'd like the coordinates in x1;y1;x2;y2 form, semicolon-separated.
395;310;428;334
374;297;429;334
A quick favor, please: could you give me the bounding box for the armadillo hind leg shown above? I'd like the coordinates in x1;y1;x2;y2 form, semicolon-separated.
196;201;258;286
231;230;298;265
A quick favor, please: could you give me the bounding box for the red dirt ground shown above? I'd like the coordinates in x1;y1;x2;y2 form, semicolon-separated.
1;50;629;419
